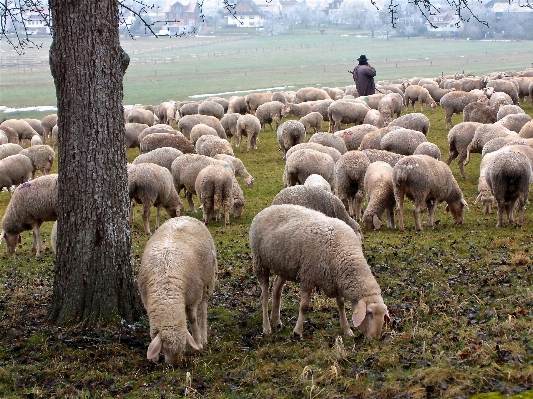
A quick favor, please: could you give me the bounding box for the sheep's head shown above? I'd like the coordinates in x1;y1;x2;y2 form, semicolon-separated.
147;329;200;365
245;175;254;188
446;198;468;224
232;199;245;219
363;213;381;232
1;231;21;254
352;296;389;339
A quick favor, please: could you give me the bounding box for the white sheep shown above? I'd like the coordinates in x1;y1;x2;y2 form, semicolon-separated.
0;130;8;145
377;92;404;125
125;122;148;151
249;204;389;338
195;135;234;157
308;132;347;154
276;120;307;160
334;124;378;151
445;121;482;179
41;113;57;143
440;90;488;129
304;174;331;192
138;216;217;365
362;109;385;128
1;174;58;256
0;154;33;196
361;149;405;167
299;111;324;134
136;124;176;144
519;121;533;138
190;123;218;145
380;128;427;156
213;153;254;187
496;104;525;121
139;132;195;155
255;101;285;131
177;114;226;140
495;113;532;134
393;155;468;231
220;113;240;145
327;100;370;133
403;85;437;112
363;161;396;231
388;113;430;136
0;119;39;144
413;142;442;161
195;162;234;226
235;114;261;152
19;145;55;179
0;143;24;161
198;100;225;120
132;147;183;172
285;142;342;163
335;150;371;219
283;148;335;190
358;126;401;151
465;124;517;166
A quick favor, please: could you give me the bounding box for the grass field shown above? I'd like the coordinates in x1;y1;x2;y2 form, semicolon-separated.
1;28;533;398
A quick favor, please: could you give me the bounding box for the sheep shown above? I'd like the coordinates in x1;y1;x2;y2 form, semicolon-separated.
303;174;331;192
0;143;24;161
271;185;362;240
327;100;370;133
529;81;533;105
361;149;405;167
495;113;532;134
308;132;347;154
519;121;533;138
353;93;385;110
285;142;342;163
358;126;400;150
445;121;482;179
322;87;345;100
271;92;287;104
22;118;44;137
158;101;178;126
309;99;334;121
140;132;194;155
276;120;307;160
177;115;226;141
206;97;229;113
403;85;437;112
363;161;396;231
497;104;525;121
198;100;225;120
362;109;385;128
294;87;331;103
481;137;531;157
230;175;245;219
440;90;488;129
41;113;57;143
1;174;58;256
138;216;217;365
195;163;234;226
512;76;533;102
19;145;55;179
283;148;335;190
244;92;272;114
255;101;285;132
132;147;183;172
178;102;200;117
488;91;513;108
137;124;177;144
380;128;427;156
378;92;404;124
126;107;156;126
0;119;39;144
486;79;519;104
474;150;497;215
485;149;532;227
388;113;430;136
30;134;43;146
195;135;234;157
0;126;19;144
299;111;323;134
283;102;314;119
0;130;8;145
128;163;184;234
422;84;451;103
227;96;248;115
125;123;149;151
335;150;371;219
171;153;234;212
413;142;441;161
249;204;389;338
190;123;219;145
0;154;33;195
334;124;378;151
235;114;261;153
465;124;517;165
213;153;254;187
392;155;468;231
463;101;499;124
220;113;240;145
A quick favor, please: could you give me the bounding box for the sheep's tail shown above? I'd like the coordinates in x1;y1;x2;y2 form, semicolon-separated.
464;143;473;166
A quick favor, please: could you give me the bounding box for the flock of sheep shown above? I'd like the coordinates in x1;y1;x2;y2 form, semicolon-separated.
1;65;533;364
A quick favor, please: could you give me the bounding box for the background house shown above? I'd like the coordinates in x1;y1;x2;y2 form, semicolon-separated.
163;0;202;34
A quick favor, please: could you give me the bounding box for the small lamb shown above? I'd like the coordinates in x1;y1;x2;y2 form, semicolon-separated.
195;163;234;226
250;204;389;338
138;216;217;365
363;161;396;231
235;114;261;152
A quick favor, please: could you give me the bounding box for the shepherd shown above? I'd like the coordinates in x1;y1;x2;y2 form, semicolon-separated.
348;54;376;96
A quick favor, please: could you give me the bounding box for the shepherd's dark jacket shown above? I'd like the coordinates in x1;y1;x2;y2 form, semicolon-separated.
352;64;376;96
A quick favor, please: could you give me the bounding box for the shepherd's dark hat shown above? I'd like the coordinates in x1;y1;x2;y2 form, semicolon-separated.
357;54;369;62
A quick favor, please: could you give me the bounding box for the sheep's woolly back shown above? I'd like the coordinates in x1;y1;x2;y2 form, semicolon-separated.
285;142;341;163
249;204;380;303
132;147;183;172
283;148;335;189
413;142;441;161
497;105;525;121
0;143;24;161
335;151;371;200
380;128;427;156
0;154;33;191
495;113;532;134
519;121;533;138
358;126;400;150
140;132;194;155
277;120;306;159
361;149;404;167
388;113;430;136
363;161;395;230
334;124;378;151
195;163;234;224
308;132;348;154
214;154;254;187
178;114;225;139
190;124;218;145
196;135;234;157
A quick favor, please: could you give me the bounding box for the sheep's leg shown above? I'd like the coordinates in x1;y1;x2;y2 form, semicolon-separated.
155;206;161;230
456;153;468;179
270;275;286;328
387;205;395;229
224;201;230;226
427;199;439;227
396;190;405;230
257;271;272;334
445;111;453;130
335;297;354;337
185;191;196;213
445;148;457;166
347;196;354;218
496;201;505;227
413;199;425;231
142;204;152;234
293;287;312;337
32;225;42;256
186;304;203;350
198;300;208;345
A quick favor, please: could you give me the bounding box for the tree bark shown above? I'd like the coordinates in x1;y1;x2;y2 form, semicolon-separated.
48;0;143;326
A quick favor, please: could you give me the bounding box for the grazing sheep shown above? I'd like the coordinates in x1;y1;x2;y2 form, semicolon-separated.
30;134;43;146
440;90;488;129
271;185;362;240
41;114;57;143
422;84;451;103
488;92;513;108
283;148;335;190
392;155;468;231
294;87;331;103
358;126;400;151
497;104;525;121
481;137;531;157
198;100;225;120
285;142;342;163
0;119;38;144
512;76;533;102
459;77;485;92
445;121;482;179
126;107;156;126
361;149;405;167
138;216;217;365
137;124;176;144
271;92;287;104
227;96;248;115
0;143;24;161
195;135;234;157
158;101;178;125
334;124;378;151
132;147;183;172
403;85;437;111
327;100;370;133
128;163;184;234
245;92;272;114
220;113;240;145
308;132;347;154
19;145;55;179
413;142;441;161
363;161;396;231
206;97;229;113
171;154;234;212
190;123;218;145
299;112;324;134
322;87;345;100
177;114;226;141
1;174;58;256
0;154;33;195
235;114;261;153
214;153;254;187
378;92;404;124
465;124;517;165
335;150;371;219
250;204;389;338
380;128;427;156
485;150;532;226
0;126;19;144
303;174;331;192
283;102;314;119
230;175;245;219
486;79;519;104
354;93;385;110
277;120;307;160
125;123;149;151
0;130;8;145
362;109;385;128
255;101;285;131
495;113;532;134
178;102;200;117
140;132;194;155
474;151;497;215
22;119;44;137
309;99;334;121
388;113;430;136
195;163;234;226
519;120;533;138
463;101;499;124
529;81;533;105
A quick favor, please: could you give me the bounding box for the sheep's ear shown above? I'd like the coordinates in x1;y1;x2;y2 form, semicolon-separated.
147;333;163;361
352;299;367;327
186;331;200;351
372;214;381;230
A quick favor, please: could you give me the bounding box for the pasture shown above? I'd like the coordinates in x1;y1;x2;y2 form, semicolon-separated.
1;30;533;398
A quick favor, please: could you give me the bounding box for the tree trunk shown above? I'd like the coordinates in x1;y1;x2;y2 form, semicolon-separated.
48;0;143;326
